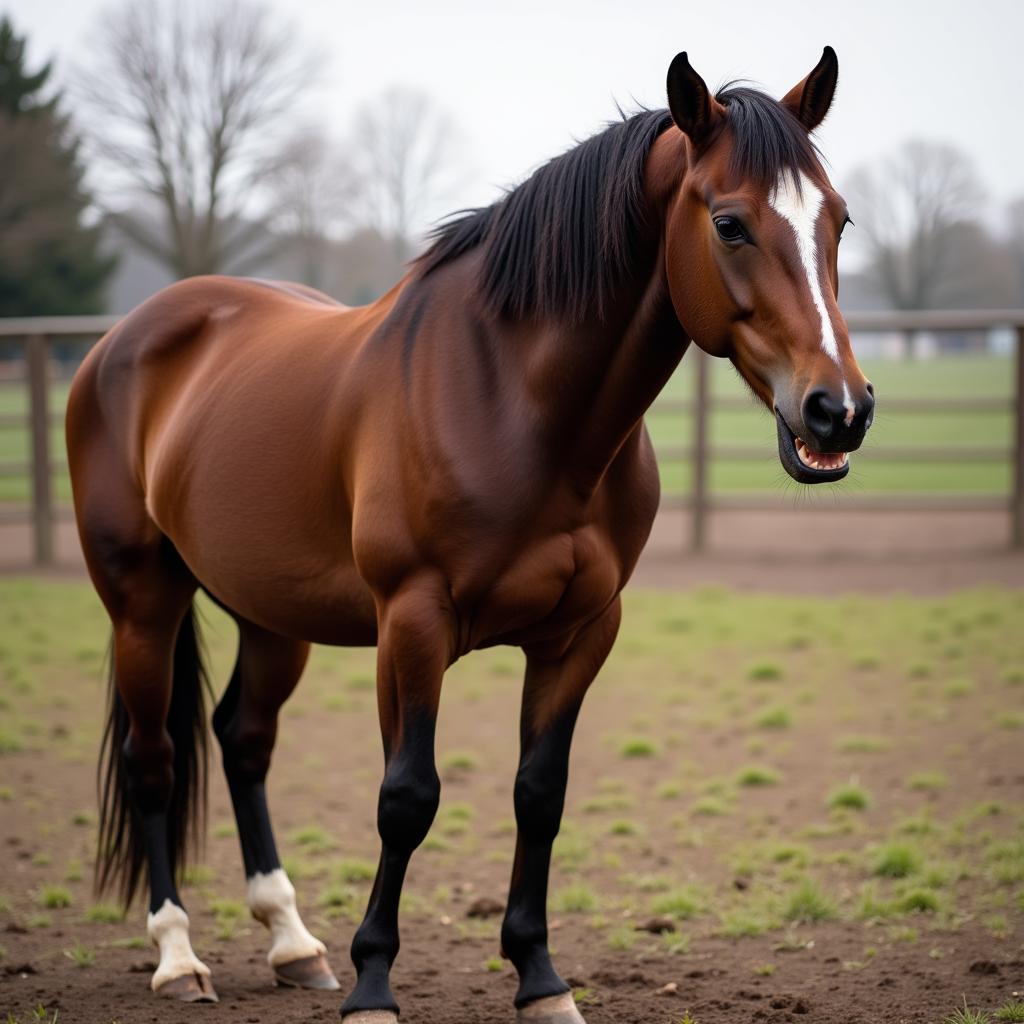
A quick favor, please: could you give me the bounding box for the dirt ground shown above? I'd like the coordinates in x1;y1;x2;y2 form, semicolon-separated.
1;528;1022;1024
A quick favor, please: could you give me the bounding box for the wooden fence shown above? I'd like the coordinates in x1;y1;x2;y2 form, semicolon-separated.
2;310;1024;565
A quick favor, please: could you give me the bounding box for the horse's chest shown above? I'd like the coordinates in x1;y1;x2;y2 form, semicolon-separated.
464;525;622;652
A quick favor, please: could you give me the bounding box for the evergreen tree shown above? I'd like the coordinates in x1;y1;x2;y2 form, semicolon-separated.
0;16;115;315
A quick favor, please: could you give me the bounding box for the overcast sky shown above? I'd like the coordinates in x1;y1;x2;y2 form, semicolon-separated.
8;0;1024;240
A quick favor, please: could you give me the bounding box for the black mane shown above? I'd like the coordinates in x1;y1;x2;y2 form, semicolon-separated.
416;86;820;323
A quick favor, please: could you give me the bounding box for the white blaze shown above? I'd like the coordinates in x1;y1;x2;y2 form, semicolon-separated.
247;868;326;967
768;171;841;365
147;899;211;991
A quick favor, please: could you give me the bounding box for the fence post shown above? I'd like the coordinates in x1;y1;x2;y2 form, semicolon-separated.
690;347;709;552
27;334;53;566
1013;326;1024;549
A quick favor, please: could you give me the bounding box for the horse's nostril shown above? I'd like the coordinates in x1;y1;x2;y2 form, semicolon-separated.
801;388;836;440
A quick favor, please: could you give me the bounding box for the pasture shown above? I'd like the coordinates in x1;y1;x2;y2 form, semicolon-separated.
0;353;1014;504
1;579;1022;1023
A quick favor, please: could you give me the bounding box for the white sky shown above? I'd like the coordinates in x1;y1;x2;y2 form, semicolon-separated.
10;0;1024;238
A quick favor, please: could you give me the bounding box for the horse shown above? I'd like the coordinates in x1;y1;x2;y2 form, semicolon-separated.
66;46;873;1022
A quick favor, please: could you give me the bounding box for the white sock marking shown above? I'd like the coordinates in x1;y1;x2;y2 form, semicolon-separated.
248;867;326;967
768;171;840;365
147;899;211;991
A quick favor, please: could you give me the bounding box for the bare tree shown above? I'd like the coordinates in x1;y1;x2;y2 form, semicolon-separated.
845;141;987;354
266;128;360;291
351;87;461;261
74;0;318;279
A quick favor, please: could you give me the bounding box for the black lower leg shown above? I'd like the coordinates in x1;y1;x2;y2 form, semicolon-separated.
123;730;185;915
142;811;183;914
213;669;282;878
342;713;440;1016
501;709;579;1008
226;778;280;876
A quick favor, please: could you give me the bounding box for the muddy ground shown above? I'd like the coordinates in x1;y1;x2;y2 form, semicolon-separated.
1;581;1023;1024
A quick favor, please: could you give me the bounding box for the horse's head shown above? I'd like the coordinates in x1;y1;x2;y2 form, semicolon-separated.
661;48;873;483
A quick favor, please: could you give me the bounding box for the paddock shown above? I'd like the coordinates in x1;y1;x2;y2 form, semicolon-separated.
2;573;1022;1023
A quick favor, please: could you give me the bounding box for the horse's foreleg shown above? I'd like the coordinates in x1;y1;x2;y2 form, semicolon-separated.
341;581;449;1022
212;621;339;990
502;598;622;1024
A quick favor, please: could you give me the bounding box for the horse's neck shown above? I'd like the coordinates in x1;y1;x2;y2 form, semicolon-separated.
505;257;688;495
551;128;692;491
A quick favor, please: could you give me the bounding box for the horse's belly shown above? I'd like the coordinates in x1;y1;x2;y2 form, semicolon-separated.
166;515;377;645
146;458;376;645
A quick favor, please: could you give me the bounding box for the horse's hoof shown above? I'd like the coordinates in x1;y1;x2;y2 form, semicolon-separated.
342;1013;400;1024
273;952;341;990
155;971;219;1003
518;992;586;1024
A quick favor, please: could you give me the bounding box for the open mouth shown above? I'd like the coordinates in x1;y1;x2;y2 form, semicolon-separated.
775;410;850;484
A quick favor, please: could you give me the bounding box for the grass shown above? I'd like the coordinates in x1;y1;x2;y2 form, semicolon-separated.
552;883;597;913
871;841;923;879
618;737;659;758
318;884;356;909
650;887;703;920
906;771;947;792
994;1001;1024;1023
62;941;94;968
333;858;376;883
896;888;941;914
735;764;781;787
441;751;477;773
827;782;871;811
84;903;123;924
747;660;784;681
783;878;837;923
753;706;792;730
718;908;771;938
608;818;639;836
287;824;335;854
606;926;637;950
945;998;991;1024
691;795;732;817
835;735;890;754
37;885;71;909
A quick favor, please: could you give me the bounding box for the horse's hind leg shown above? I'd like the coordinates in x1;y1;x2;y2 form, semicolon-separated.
212;618;339;990
84;516;216;1002
502;599;622;1024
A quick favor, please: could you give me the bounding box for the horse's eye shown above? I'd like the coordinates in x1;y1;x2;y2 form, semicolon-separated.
714;216;747;244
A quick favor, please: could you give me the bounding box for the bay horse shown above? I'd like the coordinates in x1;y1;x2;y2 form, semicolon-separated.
67;47;873;1022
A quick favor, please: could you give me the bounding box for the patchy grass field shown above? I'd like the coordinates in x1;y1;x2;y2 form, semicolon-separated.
0;579;1022;1023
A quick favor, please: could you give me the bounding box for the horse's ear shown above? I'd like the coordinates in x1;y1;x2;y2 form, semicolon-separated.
666;52;723;147
781;46;839;132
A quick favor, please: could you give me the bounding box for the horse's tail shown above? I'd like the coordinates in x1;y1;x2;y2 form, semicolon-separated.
96;606;210;907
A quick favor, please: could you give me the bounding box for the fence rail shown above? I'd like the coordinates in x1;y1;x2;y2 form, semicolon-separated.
1;310;1024;564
